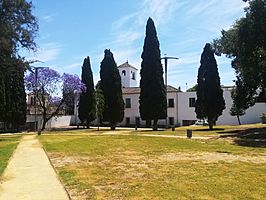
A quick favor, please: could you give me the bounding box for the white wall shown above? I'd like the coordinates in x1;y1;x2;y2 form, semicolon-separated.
120;92;179;126
166;92;178;125
118;67;138;87
217;102;266;125
177;92;197;125
177;91;266;125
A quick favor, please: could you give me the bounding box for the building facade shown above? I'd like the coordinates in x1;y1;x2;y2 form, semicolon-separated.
117;62;266;127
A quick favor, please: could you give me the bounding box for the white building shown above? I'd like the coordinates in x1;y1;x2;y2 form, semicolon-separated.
117;62;266;127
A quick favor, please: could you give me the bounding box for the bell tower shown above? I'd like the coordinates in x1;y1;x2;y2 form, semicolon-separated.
118;61;138;87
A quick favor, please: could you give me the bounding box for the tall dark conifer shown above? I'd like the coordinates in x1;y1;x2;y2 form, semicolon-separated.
100;49;124;130
0;71;6;121
195;43;225;130
5;63;26;130
139;17;166;130
78;56;96;128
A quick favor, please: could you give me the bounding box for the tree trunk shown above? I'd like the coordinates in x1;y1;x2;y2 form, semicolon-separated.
110;122;116;130
237;115;241;125
41;119;46;131
41;110;47;131
146;119;151;128
208;119;213;130
153;119;158;131
86;119;90;129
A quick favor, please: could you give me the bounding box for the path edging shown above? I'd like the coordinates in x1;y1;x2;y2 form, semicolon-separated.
40;137;72;200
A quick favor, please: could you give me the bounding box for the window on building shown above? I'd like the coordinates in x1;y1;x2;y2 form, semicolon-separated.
122;70;126;76
189;97;196;107
125;98;131;108
126;117;130;126
169;117;174;126
168;98;174;107
30;96;36;105
131;71;135;80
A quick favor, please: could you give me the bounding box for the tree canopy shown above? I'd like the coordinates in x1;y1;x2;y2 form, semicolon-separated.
139;17;166;130
0;0;38;131
195;43;225;130
230;80;247;125
25;68;85;131
213;0;266;109
99;49;124;130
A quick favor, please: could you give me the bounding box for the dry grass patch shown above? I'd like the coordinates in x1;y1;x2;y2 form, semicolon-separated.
40;132;266;199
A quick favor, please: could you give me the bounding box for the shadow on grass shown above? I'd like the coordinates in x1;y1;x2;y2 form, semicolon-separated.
219;128;266;148
193;128;224;132
48;127;107;133
138;130;165;132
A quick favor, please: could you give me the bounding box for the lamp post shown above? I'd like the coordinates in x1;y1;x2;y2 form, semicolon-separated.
29;66;48;133
161;55;179;128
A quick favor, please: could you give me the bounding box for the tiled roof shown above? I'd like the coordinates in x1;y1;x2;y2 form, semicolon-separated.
122;85;179;94
118;61;138;71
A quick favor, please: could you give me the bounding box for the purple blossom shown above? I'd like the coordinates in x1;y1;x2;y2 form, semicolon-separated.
63;73;86;94
25;68;61;94
49;96;62;107
25;68;84;104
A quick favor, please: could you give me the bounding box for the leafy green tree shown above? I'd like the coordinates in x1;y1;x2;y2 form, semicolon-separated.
100;49;124;130
229;77;249;125
0;0;38;131
78;56;96;128
139;18;166;131
195;43;225;130
187;84;198;92
0;0;38;55
213;0;266;107
95;81;105;130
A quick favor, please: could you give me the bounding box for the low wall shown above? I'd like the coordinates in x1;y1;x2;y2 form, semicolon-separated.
27;115;81;129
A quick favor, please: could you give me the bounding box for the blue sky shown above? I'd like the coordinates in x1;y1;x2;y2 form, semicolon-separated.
24;0;247;91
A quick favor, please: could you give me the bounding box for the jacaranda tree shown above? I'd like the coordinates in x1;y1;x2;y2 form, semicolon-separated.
25;68;85;131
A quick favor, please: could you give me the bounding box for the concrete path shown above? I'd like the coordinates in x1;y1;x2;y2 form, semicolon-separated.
0;135;69;200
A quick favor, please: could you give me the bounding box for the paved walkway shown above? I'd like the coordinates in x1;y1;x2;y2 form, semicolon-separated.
0;135;69;200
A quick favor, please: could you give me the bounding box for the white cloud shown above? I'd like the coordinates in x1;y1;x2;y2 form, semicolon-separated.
42;14;57;23
31;43;62;62
63;62;81;70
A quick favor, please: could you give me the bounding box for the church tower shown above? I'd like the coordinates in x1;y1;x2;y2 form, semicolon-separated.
118;61;138;87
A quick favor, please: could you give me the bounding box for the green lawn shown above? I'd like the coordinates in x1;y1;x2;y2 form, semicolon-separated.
40;125;266;199
0;135;20;176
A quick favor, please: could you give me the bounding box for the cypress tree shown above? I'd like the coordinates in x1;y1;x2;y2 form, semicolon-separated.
100;49;124;130
95;80;105;130
78;56;96;128
139;17;166;131
195;43;225;130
